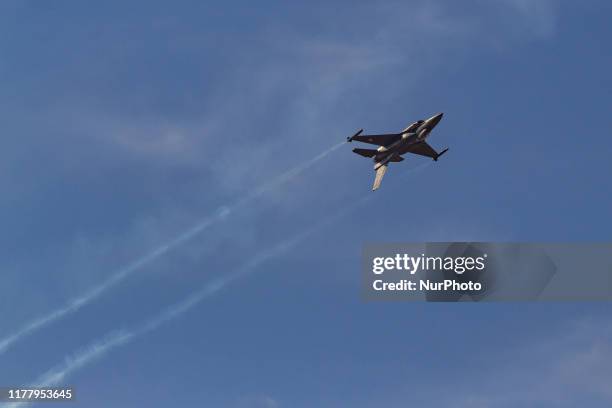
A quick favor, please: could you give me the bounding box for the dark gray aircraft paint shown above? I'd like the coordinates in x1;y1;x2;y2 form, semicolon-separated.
348;113;448;190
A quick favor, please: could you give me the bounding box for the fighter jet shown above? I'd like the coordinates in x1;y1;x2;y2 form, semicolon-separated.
347;113;448;190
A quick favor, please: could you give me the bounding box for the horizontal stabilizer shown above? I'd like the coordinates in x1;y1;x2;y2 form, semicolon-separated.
352;148;378;158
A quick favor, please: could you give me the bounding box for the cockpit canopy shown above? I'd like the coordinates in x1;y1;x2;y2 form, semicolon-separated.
402;120;425;133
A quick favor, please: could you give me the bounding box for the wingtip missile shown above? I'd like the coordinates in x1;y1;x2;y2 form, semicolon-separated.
434;148;449;161
347;128;363;142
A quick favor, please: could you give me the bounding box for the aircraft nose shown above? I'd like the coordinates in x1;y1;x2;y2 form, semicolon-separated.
428;112;443;127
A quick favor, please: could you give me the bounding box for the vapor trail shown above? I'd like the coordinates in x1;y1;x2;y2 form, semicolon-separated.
0;141;346;357
3;195;370;408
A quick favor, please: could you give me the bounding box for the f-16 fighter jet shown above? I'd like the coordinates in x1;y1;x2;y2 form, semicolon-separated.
347;113;448;190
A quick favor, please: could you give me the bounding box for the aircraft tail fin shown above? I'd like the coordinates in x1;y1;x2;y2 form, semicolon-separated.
372;165;387;191
352;148;378;158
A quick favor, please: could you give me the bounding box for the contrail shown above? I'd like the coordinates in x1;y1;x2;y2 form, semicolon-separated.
2;194;370;408
0;141;346;357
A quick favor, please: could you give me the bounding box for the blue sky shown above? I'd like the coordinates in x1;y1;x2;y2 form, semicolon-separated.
0;0;611;407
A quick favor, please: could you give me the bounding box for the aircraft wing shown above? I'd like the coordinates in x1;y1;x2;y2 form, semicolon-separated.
351;133;401;147
403;142;439;159
372;165;388;191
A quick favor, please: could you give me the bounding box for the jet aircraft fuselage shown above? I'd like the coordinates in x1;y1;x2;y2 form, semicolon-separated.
347;113;448;190
372;112;444;166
